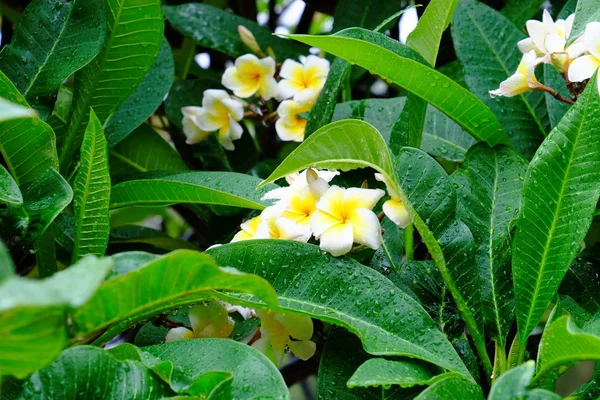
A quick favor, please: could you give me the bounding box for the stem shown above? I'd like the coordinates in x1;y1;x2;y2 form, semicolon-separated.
404;223;414;261
492;340;507;382
177;37;196;80
536;83;574;105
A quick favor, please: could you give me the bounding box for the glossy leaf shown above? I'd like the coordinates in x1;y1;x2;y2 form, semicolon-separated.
488;361;560;400
163;3;306;60
0;71;28;106
58;0;164;174
406;0;459;66
536;316;600;384
544;65;572;128
348;358;436;389
331;97;406;143
104;38;175;147
513;79;600;343
569;0;600;43
317;328;410;399
72;250;278;345
35;229;58;278
452;0;549;158
72;110;111;261
559;257;600;314
501;0;546;28
110;171;277;210
413;373;483;400
109;124;187;184
0;256;112;378
0;240;14;283
421;105;476;163
261;120;490;374
332;0;402;31
18;346;173;399
145;339;288;399
0;0;106;116
208;241;471;377
452;143;527;343
0;164;22;207
288;29;510;148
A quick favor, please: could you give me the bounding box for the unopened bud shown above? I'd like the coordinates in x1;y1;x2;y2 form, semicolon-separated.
306;168;318;184
238;25;264;57
361;180;369;189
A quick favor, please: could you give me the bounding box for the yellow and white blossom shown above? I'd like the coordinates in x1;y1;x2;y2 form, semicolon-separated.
252;310;316;366
231;205;310;243
568;22;600;94
518;10;584;72
222;54;279;100
231;214;268;242
310;186;384;256
374;173;411;228
489;51;543;97
181;106;211;144
166;301;234;342
275;99;313;142
192;89;245;151
278;55;330;104
261;169;339;203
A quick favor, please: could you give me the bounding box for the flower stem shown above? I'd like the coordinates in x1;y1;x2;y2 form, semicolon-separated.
536;83;574;105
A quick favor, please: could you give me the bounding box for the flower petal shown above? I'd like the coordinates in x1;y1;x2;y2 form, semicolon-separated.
568;54;600;82
222;67;257;98
526;20;548;53
518;38;536;54
343;187;385;212
310;210;341;238
275;117;306;142
303;55;330;80
564;14;575;39
196;108;224;132
182;115;211;144
278;79;304;100
318;221;354;256
347;208;383;250
288;340;316;361
202;89;230;109
181;106;202;117
279;59;304;81
314;185;345;219
259;76;279;100
383;199;411;228
221;97;244;121
258;56;276;76
165;327;194;342
584;21;600;59
545;33;566;53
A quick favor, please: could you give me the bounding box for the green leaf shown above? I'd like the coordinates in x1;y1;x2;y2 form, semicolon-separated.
109;225;200;252
559;257;600;315
288;29;510;148
35;229;58;278
110;171;277;210
58;0;164;174
569;0;600;43
535;316;600;384
413;373;483;400
0;164;22;207
208;241;471;377
144;339;289;399
109;124;188;184
406;0;459;66
0;256;112;378
332;0;402;31
452;143;527;344
72;250;278;345
348;358;436;389
502;0;546;28
452;0;549;158
104;38;175;147
305;58;350;138
163;3;306;60
72;110;111;261
18;346;173;399
421;105;476;163
331;97;407;143
488;361;561;400
513;78;600;343
260;120;490;375
0;71;28;106
317;328;412;399
544;65;572;128
0;240;15;283
0;0;106;116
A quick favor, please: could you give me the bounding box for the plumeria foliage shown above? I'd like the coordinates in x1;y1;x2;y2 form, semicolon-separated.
0;0;599;399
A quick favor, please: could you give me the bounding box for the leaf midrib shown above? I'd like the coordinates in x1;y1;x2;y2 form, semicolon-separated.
521;97;589;340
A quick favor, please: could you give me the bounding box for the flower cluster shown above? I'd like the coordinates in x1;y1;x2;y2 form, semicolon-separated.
181;28;330;150
490;11;600;98
231;169;411;257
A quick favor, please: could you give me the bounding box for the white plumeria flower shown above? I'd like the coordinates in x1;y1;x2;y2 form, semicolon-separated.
260;205;311;242
489;51;544;97
278;55;330;104
374;173;411;228
181;106;211;144
230;214;268;242
518;10;584;72
193;89;245;151
165;301;234;342
310;186;384;256
568;22;600;94
221;54;279;100
252;310;316;366
275;99;313;142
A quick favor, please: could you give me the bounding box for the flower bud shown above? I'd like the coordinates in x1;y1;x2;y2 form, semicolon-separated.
238;25;264;56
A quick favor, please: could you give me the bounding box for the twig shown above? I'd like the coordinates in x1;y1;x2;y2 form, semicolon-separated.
536;83;574;105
